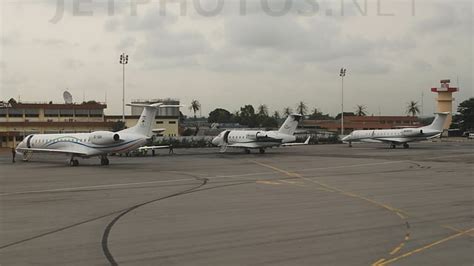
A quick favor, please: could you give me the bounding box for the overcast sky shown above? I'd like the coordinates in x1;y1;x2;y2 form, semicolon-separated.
0;0;472;117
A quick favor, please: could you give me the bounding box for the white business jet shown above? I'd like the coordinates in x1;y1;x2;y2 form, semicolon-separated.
211;114;309;154
15;103;180;166
341;112;448;149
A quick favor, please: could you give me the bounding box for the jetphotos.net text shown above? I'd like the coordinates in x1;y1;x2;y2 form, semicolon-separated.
50;0;417;23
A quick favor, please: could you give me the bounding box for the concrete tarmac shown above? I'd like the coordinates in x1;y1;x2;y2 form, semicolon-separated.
0;142;473;265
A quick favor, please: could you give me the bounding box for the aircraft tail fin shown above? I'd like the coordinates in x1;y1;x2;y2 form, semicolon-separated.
120;103;182;137
424;112;449;131
278;114;303;135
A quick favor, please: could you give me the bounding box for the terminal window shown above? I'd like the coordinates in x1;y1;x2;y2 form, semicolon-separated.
45;109;59;117
75;109;89;117
8;109;23;117
59;109;74;117
89;109;103;117
24;109;39;117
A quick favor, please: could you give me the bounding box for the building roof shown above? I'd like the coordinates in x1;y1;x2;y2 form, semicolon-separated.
302;116;421;131
0;121;115;127
3;102;107;110
105;115;179;120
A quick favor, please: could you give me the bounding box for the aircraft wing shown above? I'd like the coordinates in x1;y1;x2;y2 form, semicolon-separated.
371;138;409;144
227;142;261;149
16;148;88;156
152;128;166;134
138;145;170;151
282;136;310;146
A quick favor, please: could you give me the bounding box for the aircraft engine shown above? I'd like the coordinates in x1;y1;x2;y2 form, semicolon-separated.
90;131;121;145
401;129;423;137
256;132;267;139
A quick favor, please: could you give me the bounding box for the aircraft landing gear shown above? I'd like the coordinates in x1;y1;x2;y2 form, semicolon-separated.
100;155;109;166
390;144;397;149
348;141;353;148
23;151;32;162
259;148;266;154
69;158;79;167
244;149;251;154
403;143;410;149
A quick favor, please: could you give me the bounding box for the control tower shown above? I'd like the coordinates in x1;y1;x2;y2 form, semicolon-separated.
431;79;458;130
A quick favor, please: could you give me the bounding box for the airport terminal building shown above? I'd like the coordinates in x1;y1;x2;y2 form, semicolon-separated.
302;115;420;134
0;101;113;148
0;99;180;148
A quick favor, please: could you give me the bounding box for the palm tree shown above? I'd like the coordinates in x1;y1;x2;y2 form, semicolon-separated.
406;101;420;117
257;104;268;116
283;107;293;116
355;105;367;116
272;111;281;120
296;101;308;116
189;99;201;119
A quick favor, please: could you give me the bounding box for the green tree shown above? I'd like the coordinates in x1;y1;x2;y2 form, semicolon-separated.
179;111;186;123
335;112;355;120
189;99;201;119
309;108;333;120
272;111;281;120
355;105;367;116
257;104;269;117
8;98;17;105
296;101;308;116
260;116;278;128
111;120;126;132
452;98;474;132
239;105;257;127
283;107;293;116
208;108;233;123
406;101;420;117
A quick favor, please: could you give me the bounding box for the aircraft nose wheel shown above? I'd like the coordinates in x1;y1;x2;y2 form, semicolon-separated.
403;143;410;149
69;159;79;167
259;148;266;154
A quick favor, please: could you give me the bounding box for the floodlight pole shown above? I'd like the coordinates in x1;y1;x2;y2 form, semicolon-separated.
119;53;129;121
340;68;347;135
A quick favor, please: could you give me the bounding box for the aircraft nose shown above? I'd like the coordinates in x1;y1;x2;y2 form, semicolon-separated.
211;136;220;146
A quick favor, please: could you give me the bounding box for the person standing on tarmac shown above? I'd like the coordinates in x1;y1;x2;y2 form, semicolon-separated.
169;144;174;155
11;147;16;163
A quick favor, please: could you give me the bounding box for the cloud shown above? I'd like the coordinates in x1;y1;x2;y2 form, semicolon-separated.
135;29;210;68
117;37;136;50
416;2;472;34
1;0;472;115
33;38;77;48
62;58;84;70
412;59;432;71
1;32;22;46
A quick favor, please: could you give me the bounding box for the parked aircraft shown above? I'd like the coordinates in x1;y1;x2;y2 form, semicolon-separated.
341;112;448;148
15;103;180;166
211;114;309;153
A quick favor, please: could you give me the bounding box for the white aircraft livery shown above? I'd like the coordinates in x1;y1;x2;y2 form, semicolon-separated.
15;103;180;166
211;114;309;153
341;112;449;148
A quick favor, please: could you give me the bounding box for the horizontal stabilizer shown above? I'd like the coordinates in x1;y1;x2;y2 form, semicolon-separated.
152;128;166;133
282;136;310;146
138;145;170;151
126;103;163;108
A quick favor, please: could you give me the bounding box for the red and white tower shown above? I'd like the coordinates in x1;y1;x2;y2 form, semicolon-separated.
431;79;458;130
